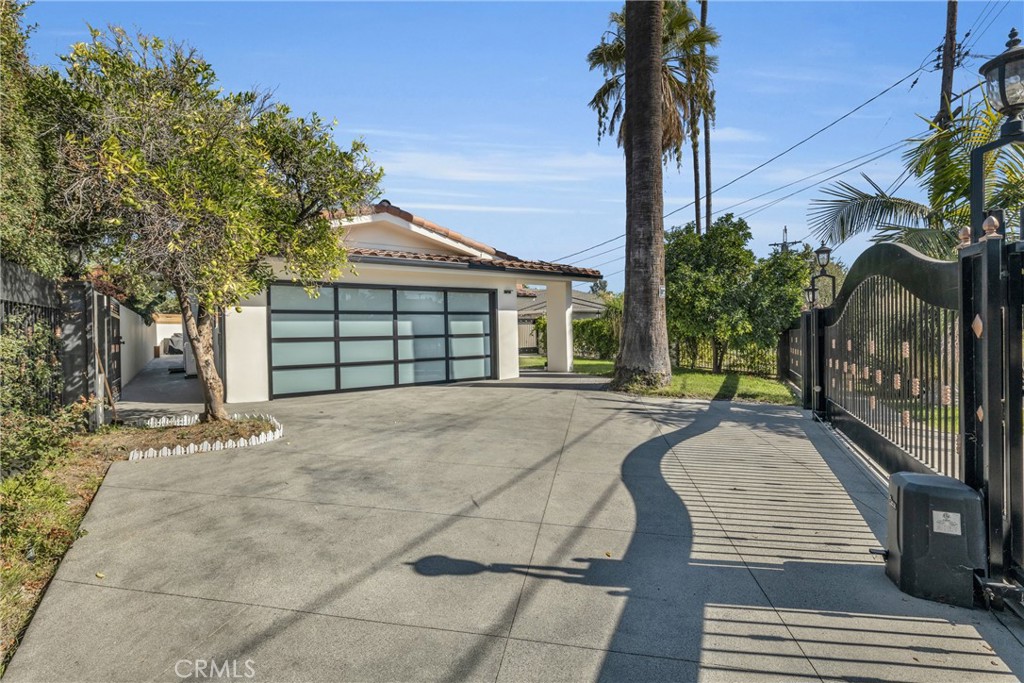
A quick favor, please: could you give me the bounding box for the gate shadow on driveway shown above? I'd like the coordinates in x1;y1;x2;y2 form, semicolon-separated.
411;399;1023;682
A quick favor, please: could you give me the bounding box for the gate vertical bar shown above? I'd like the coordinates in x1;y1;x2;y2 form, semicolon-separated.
1006;242;1023;577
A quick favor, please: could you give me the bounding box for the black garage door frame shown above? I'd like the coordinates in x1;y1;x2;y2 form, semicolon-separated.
267;282;498;399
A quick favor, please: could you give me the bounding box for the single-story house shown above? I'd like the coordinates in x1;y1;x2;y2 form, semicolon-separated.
517;287;607;352
219;202;601;402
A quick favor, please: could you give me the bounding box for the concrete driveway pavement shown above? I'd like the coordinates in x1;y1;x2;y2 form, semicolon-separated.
6;373;1024;682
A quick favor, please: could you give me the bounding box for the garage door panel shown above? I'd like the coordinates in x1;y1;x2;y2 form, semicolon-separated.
397;314;445;336
398;337;446;361
272;342;335;367
340;364;395;390
398;360;447;384
451;358;491;380
338;314;393;337
448;291;490;312
397;290;444;311
449;336;490;358
270;285;333;310
449;314;490;335
339;339;395;363
338;288;392;311
273;367;336;395
271;313;335;338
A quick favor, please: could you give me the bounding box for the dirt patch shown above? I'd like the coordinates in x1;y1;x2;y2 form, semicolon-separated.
73;418;276;459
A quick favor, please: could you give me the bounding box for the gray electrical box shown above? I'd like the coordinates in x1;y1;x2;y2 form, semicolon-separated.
886;472;985;608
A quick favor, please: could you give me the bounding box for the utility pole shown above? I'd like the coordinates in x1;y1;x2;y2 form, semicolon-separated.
769;226;802;254
936;0;958;129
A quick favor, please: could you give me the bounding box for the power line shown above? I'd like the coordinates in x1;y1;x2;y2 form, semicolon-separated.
551;233;624;263
709;138;909;220
739;142;910;221
663;66;927;220
572;243;623;264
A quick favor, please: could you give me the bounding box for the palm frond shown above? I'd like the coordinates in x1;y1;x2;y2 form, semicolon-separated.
808;177;932;245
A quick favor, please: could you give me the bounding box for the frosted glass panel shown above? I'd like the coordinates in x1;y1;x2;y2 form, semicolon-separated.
272;342;334;367
271;285;333;310
398;361;446;384
340;363;394;389
271;313;334;338
273;367;335;395
449;336;490;358
397;290;443;311
338;314;393;337
338;288;392;311
398;337;446;360
449;314;490;335
339;339;394;363
450;358;490;380
397;315;445;336
448;291;490;312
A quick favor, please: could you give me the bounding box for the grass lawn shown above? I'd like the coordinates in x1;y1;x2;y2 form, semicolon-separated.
519;356;796;405
0;417;273;675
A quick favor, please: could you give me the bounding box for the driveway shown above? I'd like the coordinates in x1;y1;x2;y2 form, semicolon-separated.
6;373;1024;682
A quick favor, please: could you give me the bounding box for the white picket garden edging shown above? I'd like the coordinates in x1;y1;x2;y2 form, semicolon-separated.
127;414;283;461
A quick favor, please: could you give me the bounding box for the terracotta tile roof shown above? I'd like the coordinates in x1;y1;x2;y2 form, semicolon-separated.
336;202;520;260
347;247;602;280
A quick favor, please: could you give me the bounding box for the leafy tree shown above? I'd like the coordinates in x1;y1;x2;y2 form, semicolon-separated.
588;1;719;233
745;248;807;348
0;1;65;277
52;27;381;420
614;0;672;389
589;278;608;294
809;100;1023;258
665;214;754;372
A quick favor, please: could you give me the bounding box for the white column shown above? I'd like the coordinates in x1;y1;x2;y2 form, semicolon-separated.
545;281;573;372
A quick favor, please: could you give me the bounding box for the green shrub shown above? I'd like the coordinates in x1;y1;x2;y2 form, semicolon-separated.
573;317;618;360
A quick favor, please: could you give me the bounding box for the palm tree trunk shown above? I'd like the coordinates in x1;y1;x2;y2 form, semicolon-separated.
690;115;701;234
614;0;671;390
700;0;712;234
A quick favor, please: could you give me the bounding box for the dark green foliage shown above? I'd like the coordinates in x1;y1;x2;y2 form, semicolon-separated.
0;313;89;477
574;318;618;360
665;214;808;371
0;1;65;278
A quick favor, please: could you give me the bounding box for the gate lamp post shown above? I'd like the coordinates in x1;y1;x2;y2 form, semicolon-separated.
813;243;837;304
803;284;818;309
970;28;1024;242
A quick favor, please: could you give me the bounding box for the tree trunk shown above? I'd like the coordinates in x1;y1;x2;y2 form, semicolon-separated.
690;114;702;234
711;338;723;374
614;0;671;390
700;0;713;234
176;288;230;422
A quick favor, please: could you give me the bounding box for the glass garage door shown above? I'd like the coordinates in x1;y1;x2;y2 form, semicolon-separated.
269;284;495;397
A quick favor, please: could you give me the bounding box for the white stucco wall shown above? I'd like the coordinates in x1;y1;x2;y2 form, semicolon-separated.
154;321;182;350
118;306;154;387
223;291;269;404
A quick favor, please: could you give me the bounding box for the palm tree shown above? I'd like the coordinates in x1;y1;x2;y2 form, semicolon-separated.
809;100;1024;259
615;0;672;389
588;1;719;232
699;0;715;234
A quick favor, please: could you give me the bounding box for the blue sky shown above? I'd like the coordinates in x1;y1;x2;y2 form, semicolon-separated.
25;1;1023;291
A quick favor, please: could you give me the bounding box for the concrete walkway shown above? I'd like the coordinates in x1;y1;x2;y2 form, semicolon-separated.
6;370;1024;682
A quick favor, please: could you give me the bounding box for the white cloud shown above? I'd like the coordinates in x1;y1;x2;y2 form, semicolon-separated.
378;149;621;184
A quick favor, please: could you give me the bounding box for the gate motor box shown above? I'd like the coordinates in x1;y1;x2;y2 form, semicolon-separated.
885;472;985;607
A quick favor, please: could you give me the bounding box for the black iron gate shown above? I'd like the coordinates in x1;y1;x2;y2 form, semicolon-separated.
788;236;1024;595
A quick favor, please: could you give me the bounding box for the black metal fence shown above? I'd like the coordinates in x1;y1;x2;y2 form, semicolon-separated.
788;238;1024;591
675;337;778;376
0;260;64;413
